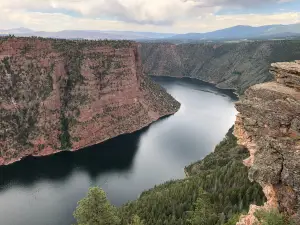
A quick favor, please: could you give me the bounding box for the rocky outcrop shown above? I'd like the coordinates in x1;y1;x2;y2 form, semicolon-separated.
234;60;300;224
141;41;300;94
270;60;300;91
0;37;180;166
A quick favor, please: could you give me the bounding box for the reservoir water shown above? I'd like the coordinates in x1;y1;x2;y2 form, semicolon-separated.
0;77;237;225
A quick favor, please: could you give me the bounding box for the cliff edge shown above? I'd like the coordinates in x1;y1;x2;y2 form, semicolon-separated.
141;41;300;94
234;60;300;224
0;37;180;166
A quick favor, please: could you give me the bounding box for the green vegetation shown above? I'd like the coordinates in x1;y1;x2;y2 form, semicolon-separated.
20;44;32;55
2;57;11;72
74;187;120;225
89;54;114;89
224;213;242;225
0;36;137;157
118;127;265;225
141;40;300;94
73;127;267;225
188;188;219;225
128;215;145;225
64;52;84;88
0;54;53;151
56;43;84;150
50;36;132;146
254;209;295;225
38;144;45;151
59;112;72;150
269;40;300;64
51;38;133;52
232;71;242;76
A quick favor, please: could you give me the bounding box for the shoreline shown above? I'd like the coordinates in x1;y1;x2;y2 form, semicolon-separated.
2;75;237;168
0;110;178;167
149;74;240;99
150;74;240;180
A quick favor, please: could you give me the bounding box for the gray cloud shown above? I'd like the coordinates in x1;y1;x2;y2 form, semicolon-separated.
187;0;288;7
52;0;204;25
61;0;292;25
0;0;295;26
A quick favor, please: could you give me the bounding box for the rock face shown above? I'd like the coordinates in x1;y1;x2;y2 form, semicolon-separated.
141;41;300;94
234;60;300;224
0;37;180;166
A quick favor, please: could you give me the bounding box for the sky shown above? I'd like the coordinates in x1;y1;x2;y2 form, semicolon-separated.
0;0;300;33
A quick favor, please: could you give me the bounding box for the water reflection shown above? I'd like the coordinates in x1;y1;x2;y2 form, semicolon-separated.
0;126;153;191
0;77;237;225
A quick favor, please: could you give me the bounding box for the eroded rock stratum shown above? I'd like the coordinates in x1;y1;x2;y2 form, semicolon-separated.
0;37;180;166
234;60;300;224
141;42;300;94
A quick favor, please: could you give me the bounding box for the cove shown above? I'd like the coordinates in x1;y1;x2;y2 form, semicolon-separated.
0;76;237;225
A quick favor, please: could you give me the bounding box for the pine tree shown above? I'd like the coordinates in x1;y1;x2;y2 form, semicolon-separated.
128;215;145;225
73;187;120;225
189;189;218;225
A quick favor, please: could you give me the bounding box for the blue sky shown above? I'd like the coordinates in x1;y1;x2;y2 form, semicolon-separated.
0;0;300;33
217;1;300;15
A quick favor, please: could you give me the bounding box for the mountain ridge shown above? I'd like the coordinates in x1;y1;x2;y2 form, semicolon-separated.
0;28;176;40
140;40;300;94
1;23;300;41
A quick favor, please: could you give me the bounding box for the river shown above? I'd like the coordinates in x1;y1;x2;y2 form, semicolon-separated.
0;76;237;225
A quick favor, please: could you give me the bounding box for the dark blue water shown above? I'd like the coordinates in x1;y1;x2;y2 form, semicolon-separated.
0;77;237;225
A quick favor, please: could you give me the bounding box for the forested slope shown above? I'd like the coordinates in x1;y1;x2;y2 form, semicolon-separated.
141;40;300;94
117;127;265;225
73;127;295;225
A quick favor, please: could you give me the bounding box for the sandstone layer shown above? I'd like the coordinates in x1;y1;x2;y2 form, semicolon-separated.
141;41;300;94
234;60;300;224
0;37;180;166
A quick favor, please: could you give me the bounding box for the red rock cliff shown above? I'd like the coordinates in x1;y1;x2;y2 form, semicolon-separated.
0;37;180;166
234;60;300;224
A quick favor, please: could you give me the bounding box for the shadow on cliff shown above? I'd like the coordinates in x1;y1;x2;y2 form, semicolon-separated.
0;116;171;192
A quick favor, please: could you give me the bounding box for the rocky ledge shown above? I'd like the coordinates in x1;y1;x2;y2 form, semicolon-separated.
234;60;300;224
0;37;180;166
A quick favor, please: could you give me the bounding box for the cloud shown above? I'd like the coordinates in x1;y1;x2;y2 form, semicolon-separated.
55;0;202;25
191;0;289;7
1;0;295;25
177;12;300;32
0;0;299;32
1;9;299;33
0;0;211;25
278;0;294;3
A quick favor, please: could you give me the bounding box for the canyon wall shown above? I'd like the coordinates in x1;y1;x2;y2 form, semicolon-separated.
234;60;300;224
0;37;180;166
141;41;300;94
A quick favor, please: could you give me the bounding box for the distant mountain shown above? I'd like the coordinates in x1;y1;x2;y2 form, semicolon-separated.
168;24;300;41
0;27;33;34
1;23;300;41
170;25;272;40
141;40;300;94
263;23;300;36
0;28;175;40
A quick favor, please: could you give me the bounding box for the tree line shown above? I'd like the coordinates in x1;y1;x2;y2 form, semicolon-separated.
72;127;294;225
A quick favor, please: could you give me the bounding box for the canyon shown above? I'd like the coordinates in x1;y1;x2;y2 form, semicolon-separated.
140;40;300;224
1;36;300;224
141;41;300;94
0;77;237;225
235;60;300;224
0;37;180;166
